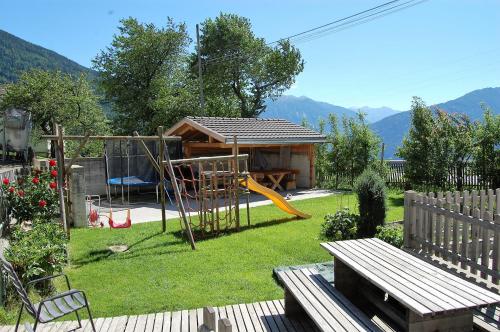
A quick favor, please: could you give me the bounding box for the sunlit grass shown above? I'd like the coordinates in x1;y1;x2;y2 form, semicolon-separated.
0;190;403;323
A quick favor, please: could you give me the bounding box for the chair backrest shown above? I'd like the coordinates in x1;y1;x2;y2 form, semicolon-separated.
0;255;36;316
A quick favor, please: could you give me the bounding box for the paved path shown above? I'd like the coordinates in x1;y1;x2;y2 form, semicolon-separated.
94;189;335;226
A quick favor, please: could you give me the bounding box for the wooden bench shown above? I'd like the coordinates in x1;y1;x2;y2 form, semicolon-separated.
474;305;500;331
276;267;382;332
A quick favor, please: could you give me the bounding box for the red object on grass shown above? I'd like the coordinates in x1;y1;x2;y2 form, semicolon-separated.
108;209;132;229
18;190;24;197
49;159;57;167
8;187;15;193
38;200;47;208
50;170;58;178
49;182;57;189
2;178;9;185
32;177;40;184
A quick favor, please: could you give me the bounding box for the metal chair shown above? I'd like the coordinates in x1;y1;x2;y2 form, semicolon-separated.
0;255;96;331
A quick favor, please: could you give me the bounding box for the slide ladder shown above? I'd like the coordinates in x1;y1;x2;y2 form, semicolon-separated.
239;177;311;219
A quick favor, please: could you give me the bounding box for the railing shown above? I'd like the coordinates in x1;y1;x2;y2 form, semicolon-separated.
317;160;493;190
403;189;500;284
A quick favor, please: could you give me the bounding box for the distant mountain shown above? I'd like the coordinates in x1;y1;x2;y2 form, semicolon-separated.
263;95;358;130
0;29;95;83
371;87;500;159
349;106;400;123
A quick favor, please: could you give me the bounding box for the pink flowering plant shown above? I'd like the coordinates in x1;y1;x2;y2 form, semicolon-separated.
2;160;60;224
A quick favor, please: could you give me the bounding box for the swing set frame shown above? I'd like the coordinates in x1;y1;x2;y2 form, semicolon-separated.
42;125;197;250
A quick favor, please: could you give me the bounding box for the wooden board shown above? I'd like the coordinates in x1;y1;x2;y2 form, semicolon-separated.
321;238;500;317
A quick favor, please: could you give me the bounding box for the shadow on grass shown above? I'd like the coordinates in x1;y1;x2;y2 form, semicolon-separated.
70;231;191;267
171;215;301;242
388;195;404;207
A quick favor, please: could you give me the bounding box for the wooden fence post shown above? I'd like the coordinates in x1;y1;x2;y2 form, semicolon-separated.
403;190;416;248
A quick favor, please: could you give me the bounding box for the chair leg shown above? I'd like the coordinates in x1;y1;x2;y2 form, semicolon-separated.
74;309;82;330
85;305;96;332
14;303;24;332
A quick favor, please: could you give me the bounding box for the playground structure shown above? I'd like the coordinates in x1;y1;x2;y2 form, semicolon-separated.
42;125;311;250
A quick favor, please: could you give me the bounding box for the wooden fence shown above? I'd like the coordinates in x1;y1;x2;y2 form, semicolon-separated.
403;189;500;284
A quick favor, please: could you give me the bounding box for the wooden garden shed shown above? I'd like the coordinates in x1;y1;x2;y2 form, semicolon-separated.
166;117;326;189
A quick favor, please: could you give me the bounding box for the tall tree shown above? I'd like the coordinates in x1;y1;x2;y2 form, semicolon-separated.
473;107;500;189
0;69;109;156
195;13;304;118
93;18;198;134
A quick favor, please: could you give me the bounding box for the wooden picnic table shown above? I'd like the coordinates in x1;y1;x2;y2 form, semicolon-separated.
321;238;500;332
249;169;299;191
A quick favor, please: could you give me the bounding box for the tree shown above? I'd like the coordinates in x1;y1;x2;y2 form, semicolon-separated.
195;13;304;118
397;97;477;191
397;97;436;190
315;112;381;189
473;107;500;189
93;18;198;134
0;69;109;156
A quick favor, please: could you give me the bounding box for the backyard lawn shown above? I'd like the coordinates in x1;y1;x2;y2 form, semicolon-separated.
0;191;404;323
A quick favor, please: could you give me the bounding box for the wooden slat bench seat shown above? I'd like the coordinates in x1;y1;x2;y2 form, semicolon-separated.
474;304;500;331
276;268;382;332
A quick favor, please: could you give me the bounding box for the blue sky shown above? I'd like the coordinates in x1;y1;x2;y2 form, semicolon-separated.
1;0;499;110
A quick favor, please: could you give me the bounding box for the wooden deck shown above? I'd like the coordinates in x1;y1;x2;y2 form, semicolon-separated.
0;300;321;332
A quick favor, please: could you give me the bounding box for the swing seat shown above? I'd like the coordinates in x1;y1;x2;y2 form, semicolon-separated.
108;209;132;229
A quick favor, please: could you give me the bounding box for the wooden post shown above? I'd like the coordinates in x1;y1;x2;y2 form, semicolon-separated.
163;144;196;250
55;124;69;238
232;136;240;231
403;191;416;248
218;318;232;332
158;126;167;233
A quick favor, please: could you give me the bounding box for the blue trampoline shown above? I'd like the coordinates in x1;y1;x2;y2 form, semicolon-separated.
107;176;156;187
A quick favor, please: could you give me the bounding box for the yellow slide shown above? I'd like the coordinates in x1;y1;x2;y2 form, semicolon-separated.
239;177;311;219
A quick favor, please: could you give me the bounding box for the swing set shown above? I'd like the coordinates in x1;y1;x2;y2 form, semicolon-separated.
44;126;251;250
43;125;196;249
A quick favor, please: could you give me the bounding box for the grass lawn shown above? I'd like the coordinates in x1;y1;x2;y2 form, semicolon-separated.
0;191;404;323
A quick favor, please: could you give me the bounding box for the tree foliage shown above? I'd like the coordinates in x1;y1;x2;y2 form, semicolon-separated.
0;69;109;156
354;168;387;238
317;113;381;188
473;106;500;189
398;97;499;191
195;13;304;117
93;18;199;134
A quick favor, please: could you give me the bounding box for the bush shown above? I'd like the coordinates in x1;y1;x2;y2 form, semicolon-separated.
354;169;387;237
1;160;59;224
375;224;403;248
5;222;67;292
320;208;359;241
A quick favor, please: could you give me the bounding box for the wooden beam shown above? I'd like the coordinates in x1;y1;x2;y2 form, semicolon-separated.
168;154;249;165
64;133;90;174
163;143;196;250
55;124;69;238
41;135;180;141
132;131;160;174
158;127;167;233
233;135;240;231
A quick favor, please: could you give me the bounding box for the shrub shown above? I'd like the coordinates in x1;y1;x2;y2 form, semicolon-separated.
5;221;67;292
375;224;403;248
1;161;59;224
354;169;387;237
320;208;359;241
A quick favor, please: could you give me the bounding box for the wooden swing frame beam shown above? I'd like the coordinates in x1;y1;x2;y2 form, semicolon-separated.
41;127;194;247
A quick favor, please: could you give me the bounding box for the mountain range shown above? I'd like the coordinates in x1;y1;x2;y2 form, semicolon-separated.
0;29;95;83
0;29;499;158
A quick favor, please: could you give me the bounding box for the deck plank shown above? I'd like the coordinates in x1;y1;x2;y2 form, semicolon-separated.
162;312;172;332
188;309;197;332
108;316;128;332
170;311;181;332
124;315;138;332
133;314;148;332
152;312;164;332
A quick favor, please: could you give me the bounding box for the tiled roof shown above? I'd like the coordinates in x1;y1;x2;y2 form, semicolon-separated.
174;117;326;144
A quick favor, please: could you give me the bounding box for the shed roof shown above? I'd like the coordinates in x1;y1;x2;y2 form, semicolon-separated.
166;116;327;144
